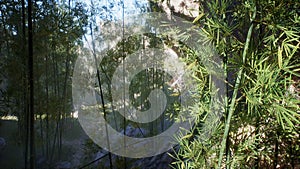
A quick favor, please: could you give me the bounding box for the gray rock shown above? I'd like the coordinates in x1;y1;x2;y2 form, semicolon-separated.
55;161;71;169
0;137;6;150
121;125;148;137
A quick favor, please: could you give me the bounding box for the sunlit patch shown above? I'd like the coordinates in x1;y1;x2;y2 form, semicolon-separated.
0;115;18;121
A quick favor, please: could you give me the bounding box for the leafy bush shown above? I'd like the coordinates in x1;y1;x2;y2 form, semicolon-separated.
167;0;300;168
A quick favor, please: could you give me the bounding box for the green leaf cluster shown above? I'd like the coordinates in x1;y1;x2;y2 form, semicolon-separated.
167;0;300;168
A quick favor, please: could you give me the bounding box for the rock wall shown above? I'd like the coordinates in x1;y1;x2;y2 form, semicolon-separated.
155;0;199;18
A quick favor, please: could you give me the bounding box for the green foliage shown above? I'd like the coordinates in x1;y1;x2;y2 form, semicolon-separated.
168;0;300;168
0;0;88;117
92;33;183;136
0;0;89;166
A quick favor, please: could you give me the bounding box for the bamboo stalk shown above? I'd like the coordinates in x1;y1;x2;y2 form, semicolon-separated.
217;5;256;168
28;0;35;168
90;16;113;168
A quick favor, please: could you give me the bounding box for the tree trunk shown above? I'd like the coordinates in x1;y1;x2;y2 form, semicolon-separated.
21;0;29;167
28;0;35;168
273;130;279;169
45;54;50;165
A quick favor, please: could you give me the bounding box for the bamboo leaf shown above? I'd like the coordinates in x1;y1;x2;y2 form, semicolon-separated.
278;45;283;69
193;13;204;23
182;133;193;139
